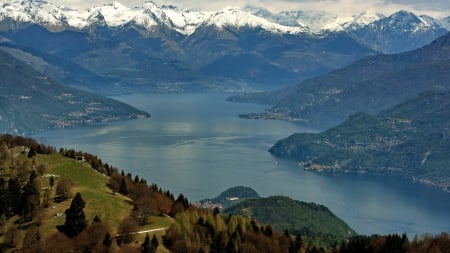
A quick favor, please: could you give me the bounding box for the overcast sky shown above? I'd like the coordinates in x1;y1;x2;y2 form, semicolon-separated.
52;0;450;18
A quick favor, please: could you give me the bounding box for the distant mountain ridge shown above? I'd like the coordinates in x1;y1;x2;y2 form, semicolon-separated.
0;42;122;94
0;0;448;93
0;49;149;134
232;32;450;129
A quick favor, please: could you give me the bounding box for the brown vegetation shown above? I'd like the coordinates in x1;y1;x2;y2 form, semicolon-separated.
1;134;449;253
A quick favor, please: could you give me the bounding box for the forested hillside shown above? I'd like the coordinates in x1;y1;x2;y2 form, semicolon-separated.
269;91;450;192
224;196;356;248
0;134;448;253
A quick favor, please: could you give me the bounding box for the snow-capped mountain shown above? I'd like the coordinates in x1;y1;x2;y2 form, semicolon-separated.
341;11;386;31
1;0;447;37
244;7;386;33
0;0;72;29
0;0;209;34
380;11;441;33
203;7;309;34
349;10;448;53
0;0;309;35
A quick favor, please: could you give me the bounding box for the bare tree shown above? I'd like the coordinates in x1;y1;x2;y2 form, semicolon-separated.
116;216;139;245
55;178;74;201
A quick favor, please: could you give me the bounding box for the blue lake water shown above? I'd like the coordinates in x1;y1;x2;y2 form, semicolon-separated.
32;93;450;236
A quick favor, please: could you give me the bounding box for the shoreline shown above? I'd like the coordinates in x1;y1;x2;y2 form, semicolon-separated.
298;161;450;195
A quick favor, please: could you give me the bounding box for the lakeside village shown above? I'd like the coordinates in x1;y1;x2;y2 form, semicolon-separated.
298;160;450;194
194;197;241;210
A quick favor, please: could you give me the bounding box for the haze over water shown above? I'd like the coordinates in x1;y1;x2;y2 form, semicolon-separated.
33;93;450;236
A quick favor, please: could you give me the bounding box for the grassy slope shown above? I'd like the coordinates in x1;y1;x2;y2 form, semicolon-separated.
0;152;173;252
36;154;133;233
34;153;173;250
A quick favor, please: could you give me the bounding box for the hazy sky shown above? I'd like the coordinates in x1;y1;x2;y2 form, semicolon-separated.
52;0;450;18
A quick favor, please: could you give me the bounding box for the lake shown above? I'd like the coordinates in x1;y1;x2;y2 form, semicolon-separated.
32;93;450;236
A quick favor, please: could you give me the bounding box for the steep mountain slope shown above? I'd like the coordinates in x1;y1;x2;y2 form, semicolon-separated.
0;50;149;134
233;32;450;129
0;42;125;94
269;91;450;192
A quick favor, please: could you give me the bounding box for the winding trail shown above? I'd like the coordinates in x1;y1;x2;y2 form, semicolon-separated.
115;227;169;237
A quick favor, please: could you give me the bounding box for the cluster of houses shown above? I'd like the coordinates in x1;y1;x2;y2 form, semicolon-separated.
193;200;223;210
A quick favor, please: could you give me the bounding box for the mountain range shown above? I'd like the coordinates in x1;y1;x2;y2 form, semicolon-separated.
0;0;448;94
1;1;448;37
232;32;450;129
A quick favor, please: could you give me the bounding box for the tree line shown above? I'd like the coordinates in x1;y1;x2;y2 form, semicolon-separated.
0;134;449;252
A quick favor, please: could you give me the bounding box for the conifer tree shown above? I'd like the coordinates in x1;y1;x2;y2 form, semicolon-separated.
103;232;112;247
61;192;87;237
27;146;36;158
142;233;159;253
93;214;102;223
151;235;159;251
21;171;40;221
49;176;54;187
7;178;21;216
119;178;128;195
142;233;151;253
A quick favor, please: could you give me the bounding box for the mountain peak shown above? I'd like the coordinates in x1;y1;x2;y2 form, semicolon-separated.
353;10;385;23
347;9;446;50
387;10;426;26
441;16;450;30
106;1;127;9
142;1;158;9
203;6;309;34
338;11;385;31
392;10;416;16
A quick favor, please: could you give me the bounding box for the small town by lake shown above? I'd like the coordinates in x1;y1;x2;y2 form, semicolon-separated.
33;93;450;236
